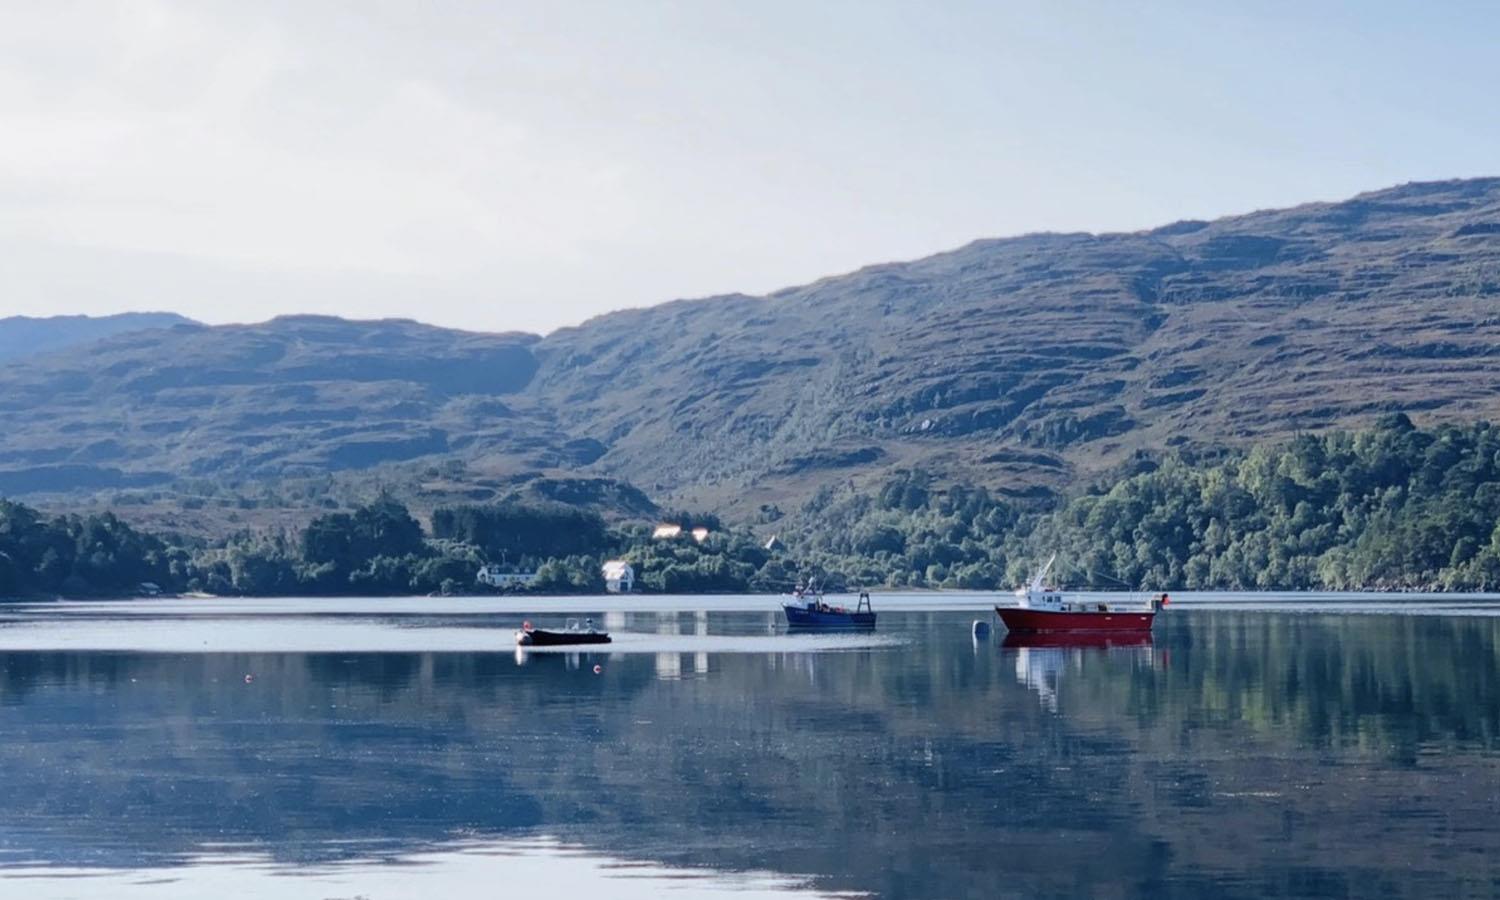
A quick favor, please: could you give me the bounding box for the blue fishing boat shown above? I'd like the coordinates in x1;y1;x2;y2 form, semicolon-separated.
783;587;876;629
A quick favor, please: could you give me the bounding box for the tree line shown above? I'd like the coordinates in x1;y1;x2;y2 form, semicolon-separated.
7;414;1500;597
790;414;1500;592
0;496;794;598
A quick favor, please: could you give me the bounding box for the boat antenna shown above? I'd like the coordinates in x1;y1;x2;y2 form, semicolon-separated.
1028;553;1057;592
1086;569;1132;589
1086;568;1137;604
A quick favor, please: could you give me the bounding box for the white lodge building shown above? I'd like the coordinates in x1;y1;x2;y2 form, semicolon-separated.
602;560;635;593
476;565;539;589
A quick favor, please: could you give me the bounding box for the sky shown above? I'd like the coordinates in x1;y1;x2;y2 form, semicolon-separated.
1;0;1497;335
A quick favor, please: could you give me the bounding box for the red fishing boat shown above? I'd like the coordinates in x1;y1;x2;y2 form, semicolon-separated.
995;554;1169;634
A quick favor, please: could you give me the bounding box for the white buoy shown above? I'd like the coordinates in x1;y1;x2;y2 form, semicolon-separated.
971;619;991;639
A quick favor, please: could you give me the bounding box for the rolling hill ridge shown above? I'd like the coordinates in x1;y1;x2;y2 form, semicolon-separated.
0;312;195;365
3;177;1500;523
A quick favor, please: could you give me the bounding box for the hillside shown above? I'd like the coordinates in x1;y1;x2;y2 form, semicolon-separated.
0;316;560;495
0;312;195;364
3;178;1500;524
532;176;1500;513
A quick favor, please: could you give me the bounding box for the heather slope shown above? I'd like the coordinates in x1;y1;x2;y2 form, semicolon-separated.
531;177;1500;513
2;178;1500;520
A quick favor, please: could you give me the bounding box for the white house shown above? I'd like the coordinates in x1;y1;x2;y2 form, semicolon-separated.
477;565;539;589
602;560;635;593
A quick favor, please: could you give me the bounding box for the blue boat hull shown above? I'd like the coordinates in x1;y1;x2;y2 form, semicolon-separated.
783;604;876;629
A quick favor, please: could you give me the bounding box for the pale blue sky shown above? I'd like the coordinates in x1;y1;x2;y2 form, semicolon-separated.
1;0;1495;333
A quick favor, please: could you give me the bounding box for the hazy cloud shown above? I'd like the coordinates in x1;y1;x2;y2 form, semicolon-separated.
1;0;1496;332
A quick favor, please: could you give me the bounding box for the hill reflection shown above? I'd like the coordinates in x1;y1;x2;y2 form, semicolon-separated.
0;609;1496;899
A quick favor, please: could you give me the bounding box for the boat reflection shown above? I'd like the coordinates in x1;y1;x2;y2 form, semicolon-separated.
513;647;610;670
1002;631;1157;711
1000;631;1154;650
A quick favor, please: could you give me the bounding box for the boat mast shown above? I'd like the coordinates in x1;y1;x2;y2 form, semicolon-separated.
1028;553;1057;593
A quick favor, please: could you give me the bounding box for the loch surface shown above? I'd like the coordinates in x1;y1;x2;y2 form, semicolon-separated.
0;594;1497;899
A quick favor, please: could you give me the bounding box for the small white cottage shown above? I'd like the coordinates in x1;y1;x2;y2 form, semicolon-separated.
602;560;635;593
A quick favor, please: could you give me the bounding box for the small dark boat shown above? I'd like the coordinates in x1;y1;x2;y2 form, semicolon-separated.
515;618;611;646
783;589;876;629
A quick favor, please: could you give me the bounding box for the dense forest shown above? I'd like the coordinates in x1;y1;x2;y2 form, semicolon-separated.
4;415;1500;597
0;501;188;598
792;414;1500;592
1018;414;1500;591
0;494;785;598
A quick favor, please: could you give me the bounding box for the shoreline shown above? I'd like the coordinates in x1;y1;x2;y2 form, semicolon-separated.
4;586;1497;604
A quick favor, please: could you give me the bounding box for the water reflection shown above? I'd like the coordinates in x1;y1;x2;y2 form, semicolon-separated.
1000;631;1155;649
695;610;711;676
0;606;1496;899
656;610;683;680
0;836;861;899
1002;635;1158;712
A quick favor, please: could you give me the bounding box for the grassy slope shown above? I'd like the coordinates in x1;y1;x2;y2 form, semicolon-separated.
2;177;1499;531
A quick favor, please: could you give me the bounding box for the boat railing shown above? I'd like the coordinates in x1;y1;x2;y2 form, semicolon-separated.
1024;589;1169;613
786;588;874;616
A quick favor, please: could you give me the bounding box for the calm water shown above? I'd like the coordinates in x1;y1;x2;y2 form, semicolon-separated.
0;593;1497;899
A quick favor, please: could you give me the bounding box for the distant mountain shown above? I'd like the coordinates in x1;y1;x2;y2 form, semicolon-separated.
0;312;196;364
0;315;550;495
3;178;1500;520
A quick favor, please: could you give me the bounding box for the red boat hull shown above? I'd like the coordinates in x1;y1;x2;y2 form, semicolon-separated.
996;606;1155;633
